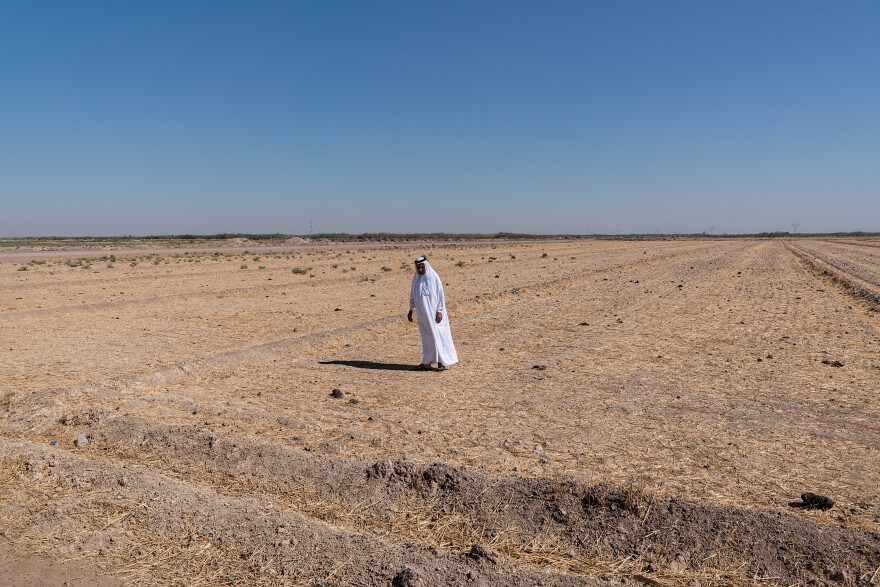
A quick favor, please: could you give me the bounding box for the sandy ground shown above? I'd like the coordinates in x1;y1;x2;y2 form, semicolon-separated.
0;536;122;587
1;238;878;586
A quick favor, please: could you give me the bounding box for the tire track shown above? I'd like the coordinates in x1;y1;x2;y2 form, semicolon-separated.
785;241;880;313
4;241;729;405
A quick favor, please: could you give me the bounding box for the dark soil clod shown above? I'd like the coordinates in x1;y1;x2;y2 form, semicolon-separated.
330;388;344;398
531;365;546;371
801;492;835;510
821;360;844;367
467;544;500;564
391;567;422;587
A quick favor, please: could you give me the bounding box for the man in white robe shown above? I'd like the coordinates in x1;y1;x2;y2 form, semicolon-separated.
407;256;458;370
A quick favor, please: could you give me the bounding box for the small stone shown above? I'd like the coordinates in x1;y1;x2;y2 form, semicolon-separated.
330;389;344;399
531;365;546;371
821;360;844;368
348;398;360;404
118;477;126;486
74;435;88;447
579;322;589;326
334;307;342;311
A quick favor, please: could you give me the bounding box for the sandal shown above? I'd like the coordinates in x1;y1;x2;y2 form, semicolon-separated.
416;364;431;371
437;364;448;371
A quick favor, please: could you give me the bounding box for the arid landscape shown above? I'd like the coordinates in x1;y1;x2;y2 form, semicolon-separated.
1;237;878;586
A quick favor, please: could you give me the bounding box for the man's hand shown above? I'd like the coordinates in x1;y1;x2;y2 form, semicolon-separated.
435;311;443;324
407;310;413;323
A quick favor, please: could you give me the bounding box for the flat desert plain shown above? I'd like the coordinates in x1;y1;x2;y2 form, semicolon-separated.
1;238;878;587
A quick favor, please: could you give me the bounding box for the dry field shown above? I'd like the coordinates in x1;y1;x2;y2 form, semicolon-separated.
1;238;878;587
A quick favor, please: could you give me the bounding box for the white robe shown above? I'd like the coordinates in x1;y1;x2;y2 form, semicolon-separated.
409;261;459;366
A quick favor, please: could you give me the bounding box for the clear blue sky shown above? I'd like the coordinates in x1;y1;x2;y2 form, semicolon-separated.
2;1;878;236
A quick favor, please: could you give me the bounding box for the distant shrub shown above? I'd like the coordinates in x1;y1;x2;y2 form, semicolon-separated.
292;267;310;274
455;261;465;267
381;266;392;272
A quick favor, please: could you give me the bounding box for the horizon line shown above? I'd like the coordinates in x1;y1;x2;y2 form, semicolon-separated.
2;231;879;241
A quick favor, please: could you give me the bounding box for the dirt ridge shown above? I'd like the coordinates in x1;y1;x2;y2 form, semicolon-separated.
786;242;880;311
6;415;878;586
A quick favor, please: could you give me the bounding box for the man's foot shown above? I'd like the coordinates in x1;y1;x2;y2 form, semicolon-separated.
437;364;448;371
416;364;432;371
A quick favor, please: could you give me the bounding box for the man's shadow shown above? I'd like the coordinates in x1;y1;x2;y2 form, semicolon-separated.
318;360;415;371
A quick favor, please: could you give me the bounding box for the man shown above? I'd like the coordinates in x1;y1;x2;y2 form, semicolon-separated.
407;256;458;370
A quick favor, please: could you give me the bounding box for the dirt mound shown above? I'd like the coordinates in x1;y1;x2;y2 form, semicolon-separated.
369;460;470;493
0;440;613;587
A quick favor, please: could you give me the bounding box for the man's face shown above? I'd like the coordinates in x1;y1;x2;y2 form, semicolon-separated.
416;263;426;275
